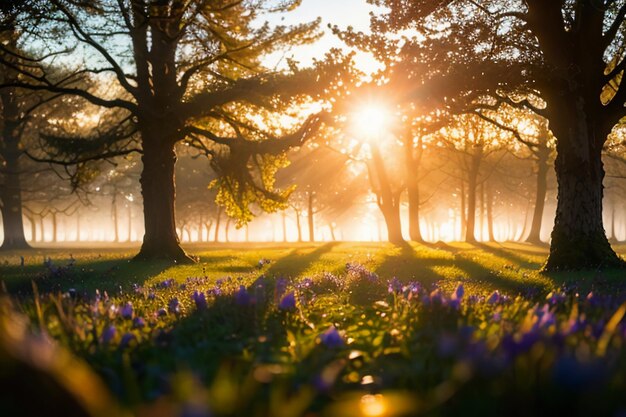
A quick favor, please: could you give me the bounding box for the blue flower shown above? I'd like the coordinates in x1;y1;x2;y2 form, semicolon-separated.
235;285;251;306
101;325;116;345
488;290;501;304
278;292;297;311
192;291;207;310
120;302;134;320
320;326;344;348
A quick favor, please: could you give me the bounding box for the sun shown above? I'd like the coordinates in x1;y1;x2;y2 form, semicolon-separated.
351;103;391;140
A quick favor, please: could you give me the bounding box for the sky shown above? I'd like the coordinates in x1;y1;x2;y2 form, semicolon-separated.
263;0;382;72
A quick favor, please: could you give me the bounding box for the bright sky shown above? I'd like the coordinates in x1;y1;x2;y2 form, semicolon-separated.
264;0;382;72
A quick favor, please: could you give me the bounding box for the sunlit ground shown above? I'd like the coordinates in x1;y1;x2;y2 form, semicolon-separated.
3;242;626;417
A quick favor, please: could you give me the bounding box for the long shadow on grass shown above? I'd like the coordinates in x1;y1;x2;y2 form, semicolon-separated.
2;258;172;297
392;242;552;294
265;242;339;278
471;242;546;269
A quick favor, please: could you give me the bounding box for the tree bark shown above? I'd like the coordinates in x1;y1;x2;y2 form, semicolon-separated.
405;134;423;242
544;103;622;270
0;75;29;250
214;207;222;242
281;211;288;242
111;193;119;242
294;208;303;242
464;154;480;242
307;192;315;242
0;153;29;250
134;140;192;262
487;184;495;242
526;150;549;244
371;144;404;244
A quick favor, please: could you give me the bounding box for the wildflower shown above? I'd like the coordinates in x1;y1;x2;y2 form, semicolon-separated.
120;302;134;320
133;317;146;328
320;326;344;348
278;292;297;311
158;279;175;289
120;333;136;348
488;290;501;304
168;298;180;314
275;277;289;299
387;277;403;294
235;285;251;306
429;288;443;305
101;325;116;345
157;308;167;317
68;288;77;300
148;292;156;300
452;283;464;301
192;291;207;310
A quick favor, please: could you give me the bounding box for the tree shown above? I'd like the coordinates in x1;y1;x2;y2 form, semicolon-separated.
366;0;626;270
2;0;345;262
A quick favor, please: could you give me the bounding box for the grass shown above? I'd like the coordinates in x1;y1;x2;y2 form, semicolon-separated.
2;242;626;417
0;241;556;295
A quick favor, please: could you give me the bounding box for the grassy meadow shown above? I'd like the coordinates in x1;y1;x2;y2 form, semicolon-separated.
2;242;626;417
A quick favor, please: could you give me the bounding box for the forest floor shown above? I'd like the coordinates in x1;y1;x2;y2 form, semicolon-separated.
2;242;626;417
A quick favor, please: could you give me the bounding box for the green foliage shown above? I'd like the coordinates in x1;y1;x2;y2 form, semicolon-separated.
211;153;295;227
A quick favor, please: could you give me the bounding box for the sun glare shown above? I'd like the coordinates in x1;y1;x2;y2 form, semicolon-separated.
352;104;391;139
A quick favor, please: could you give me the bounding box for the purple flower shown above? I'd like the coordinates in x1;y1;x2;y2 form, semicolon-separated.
235;285;251;306
168;298;180;314
157;308;167;317
133;317;146;328
278;292;297;311
120;302;134;320
148;292;156;300
192;291;207;310
320;326;344;348
101;325;116;345
387;277;403;294
208;286;222;297
120;332;136;348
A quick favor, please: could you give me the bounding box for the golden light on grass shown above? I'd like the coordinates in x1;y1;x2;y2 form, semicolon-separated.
360;394;388;417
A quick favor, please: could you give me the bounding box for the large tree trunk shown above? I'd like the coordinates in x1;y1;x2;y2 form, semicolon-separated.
526;151;549;244
134;140;192;262
0;154;29;250
544;107;622;270
0;81;29;250
371;145;404;244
